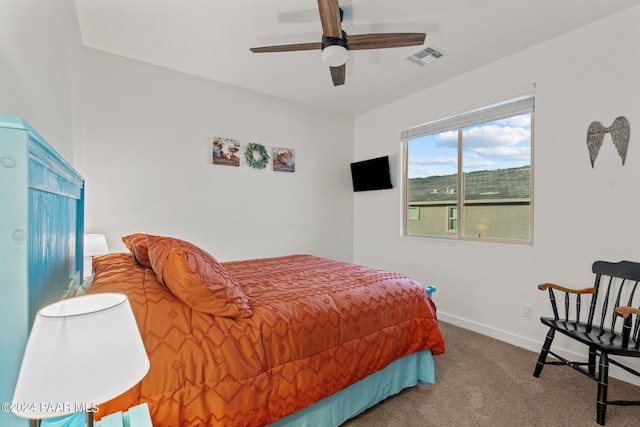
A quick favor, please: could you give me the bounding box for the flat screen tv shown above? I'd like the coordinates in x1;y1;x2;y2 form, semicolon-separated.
350;156;393;192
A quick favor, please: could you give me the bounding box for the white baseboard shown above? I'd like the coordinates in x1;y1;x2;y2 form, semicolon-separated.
438;312;543;353
437;311;640;386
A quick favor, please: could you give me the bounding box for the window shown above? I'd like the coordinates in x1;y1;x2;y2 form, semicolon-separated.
408;206;420;221
448;207;458;232
402;95;534;243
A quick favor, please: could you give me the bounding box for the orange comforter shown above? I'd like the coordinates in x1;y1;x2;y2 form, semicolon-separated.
89;254;444;426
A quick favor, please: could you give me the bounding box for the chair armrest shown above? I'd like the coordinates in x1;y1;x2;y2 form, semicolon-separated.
614;306;640;318
538;282;596;322
614;306;640;349
537;282;596;294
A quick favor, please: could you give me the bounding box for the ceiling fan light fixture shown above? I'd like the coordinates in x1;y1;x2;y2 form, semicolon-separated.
322;44;348;67
321;36;349;67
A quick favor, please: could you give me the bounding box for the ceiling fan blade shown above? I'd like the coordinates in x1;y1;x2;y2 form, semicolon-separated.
318;0;342;38
346;33;426;50
250;42;322;53
329;64;346;86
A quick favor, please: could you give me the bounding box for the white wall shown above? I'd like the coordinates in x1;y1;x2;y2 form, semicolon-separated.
353;6;640;379
0;0;80;160
77;48;354;262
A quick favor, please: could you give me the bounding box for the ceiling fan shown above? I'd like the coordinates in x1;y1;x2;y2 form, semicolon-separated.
250;0;426;86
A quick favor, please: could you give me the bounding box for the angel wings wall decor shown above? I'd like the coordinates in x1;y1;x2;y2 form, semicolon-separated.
586;116;630;168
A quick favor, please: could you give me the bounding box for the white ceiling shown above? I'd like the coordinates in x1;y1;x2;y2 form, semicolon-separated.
74;0;640;117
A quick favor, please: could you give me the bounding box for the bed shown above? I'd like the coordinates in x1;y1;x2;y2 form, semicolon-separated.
87;235;445;427
1;116;445;427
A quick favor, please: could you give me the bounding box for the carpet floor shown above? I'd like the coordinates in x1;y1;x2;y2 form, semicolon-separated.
343;321;640;426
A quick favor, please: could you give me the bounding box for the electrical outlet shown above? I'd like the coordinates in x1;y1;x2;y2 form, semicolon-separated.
522;303;532;318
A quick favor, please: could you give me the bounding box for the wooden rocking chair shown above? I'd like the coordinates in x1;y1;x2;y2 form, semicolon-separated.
533;260;640;425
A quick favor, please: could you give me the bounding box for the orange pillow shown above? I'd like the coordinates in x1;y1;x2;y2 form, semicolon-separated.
147;235;252;318
122;233;152;268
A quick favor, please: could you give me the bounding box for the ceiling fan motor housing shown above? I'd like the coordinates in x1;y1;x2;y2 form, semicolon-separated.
321;30;349;50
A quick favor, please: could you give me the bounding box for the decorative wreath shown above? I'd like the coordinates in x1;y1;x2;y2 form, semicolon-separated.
245;143;270;169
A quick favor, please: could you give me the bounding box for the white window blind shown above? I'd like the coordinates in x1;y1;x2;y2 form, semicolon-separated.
401;95;535;140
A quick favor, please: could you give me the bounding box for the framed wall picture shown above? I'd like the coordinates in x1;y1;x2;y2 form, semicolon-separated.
212;137;241;166
272;147;295;172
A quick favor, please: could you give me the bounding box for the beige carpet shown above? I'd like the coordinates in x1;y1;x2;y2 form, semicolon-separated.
343;322;640;426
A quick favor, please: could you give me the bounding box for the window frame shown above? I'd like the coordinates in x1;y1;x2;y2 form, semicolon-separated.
401;95;535;244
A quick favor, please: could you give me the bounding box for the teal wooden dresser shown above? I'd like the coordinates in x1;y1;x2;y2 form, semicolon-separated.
0;116;84;427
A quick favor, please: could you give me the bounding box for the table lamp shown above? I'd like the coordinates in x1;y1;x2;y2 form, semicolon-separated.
12;293;150;426
83;234;110;279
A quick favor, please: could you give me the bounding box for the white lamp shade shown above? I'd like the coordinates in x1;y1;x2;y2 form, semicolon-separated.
322;44;348;67
84;234;109;257
12;293;149;419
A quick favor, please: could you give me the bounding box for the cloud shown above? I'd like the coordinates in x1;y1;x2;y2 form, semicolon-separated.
409;157;457;166
461;125;529;149
472;145;531;160
433;130;458;148
408;167;436;178
463;160;495;170
408;157;458;177
496;114;531;127
432;123;530;162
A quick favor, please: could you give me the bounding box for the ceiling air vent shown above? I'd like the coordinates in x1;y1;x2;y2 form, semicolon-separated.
406;45;445;65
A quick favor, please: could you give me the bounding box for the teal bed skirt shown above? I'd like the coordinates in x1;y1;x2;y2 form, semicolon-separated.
270;349;435;427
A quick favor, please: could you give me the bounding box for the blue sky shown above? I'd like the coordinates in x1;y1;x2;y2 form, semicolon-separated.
407;113;531;178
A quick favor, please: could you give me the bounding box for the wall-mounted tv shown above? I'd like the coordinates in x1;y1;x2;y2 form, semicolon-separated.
350;156;393;192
